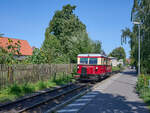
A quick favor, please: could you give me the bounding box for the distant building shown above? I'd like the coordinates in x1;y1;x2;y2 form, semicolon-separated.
109;57;118;67
117;59;124;66
126;58;131;64
0;37;32;60
109;57;124;67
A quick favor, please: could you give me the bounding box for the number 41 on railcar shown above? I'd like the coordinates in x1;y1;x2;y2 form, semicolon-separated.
74;54;112;81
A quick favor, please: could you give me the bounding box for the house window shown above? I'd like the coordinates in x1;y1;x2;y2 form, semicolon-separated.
89;58;97;64
80;58;88;64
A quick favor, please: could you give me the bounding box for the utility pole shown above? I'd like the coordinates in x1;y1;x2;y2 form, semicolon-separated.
133;22;141;76
138;24;140;76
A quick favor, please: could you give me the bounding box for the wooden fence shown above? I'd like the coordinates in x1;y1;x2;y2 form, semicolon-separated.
0;64;75;89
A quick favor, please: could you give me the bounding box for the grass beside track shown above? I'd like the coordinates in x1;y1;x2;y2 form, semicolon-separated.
0;67;123;104
0;73;75;103
136;74;150;111
112;66;123;71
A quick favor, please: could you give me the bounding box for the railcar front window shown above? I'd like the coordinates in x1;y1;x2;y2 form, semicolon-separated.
80;58;88;64
89;58;97;64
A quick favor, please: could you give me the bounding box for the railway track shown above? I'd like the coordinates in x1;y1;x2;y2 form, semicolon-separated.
0;82;90;113
0;70;121;113
46;70;121;113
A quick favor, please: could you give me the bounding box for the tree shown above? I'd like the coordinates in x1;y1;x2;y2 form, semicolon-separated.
91;40;102;53
121;0;150;73
101;50;106;56
25;48;48;64
121;27;138;68
0;47;8;64
48;4;86;53
42;29;69;63
42;4;102;63
109;47;126;62
42;4;86;63
0;38;21;64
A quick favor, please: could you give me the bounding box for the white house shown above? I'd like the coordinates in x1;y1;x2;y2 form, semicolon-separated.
109;57;118;67
117;59;124;66
109;57;124;67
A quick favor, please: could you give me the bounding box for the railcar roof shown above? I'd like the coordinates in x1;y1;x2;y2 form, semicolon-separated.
78;54;107;57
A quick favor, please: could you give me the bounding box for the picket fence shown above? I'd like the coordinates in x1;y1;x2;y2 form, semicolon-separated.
0;64;75;89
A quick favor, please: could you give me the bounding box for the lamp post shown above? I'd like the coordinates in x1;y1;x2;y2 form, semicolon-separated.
133;21;140;76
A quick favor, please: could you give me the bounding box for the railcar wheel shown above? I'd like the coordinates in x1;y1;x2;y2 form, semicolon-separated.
91;80;96;84
97;76;101;82
79;79;83;83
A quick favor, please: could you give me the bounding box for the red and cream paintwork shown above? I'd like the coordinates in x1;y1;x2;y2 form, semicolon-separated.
75;54;112;81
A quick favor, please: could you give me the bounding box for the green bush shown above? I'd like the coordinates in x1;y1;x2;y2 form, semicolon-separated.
37;81;47;90
72;65;77;75
22;83;35;94
136;75;150;91
8;83;22;96
136;74;150;110
136;75;145;92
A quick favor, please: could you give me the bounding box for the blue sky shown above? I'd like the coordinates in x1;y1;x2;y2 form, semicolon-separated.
0;0;133;58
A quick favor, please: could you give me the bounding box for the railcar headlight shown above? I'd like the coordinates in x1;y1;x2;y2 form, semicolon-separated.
77;66;79;69
96;67;98;70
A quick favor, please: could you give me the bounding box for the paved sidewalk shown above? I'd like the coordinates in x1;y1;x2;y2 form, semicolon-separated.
79;69;149;113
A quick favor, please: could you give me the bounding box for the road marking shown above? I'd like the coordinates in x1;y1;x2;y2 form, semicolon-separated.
87;92;99;95
67;103;86;106
82;95;96;98
57;109;79;113
75;98;92;102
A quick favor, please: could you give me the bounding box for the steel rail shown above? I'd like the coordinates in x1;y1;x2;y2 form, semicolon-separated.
0;82;75;109
0;70;121;113
17;84;87;113
46;70;121;113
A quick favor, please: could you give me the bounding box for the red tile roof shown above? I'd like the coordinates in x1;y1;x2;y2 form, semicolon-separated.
0;37;32;56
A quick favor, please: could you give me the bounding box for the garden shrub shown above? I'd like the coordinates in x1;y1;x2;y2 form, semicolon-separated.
22;83;35;94
37;81;47;90
8;83;22;96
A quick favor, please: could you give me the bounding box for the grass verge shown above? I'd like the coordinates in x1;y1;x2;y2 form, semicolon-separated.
112;66;124;71
0;73;75;103
136;74;150;110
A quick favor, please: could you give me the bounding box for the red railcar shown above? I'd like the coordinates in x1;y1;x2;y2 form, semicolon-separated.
75;54;112;81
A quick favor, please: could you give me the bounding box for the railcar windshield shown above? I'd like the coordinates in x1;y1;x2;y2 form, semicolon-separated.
80;58;88;64
89;58;97;64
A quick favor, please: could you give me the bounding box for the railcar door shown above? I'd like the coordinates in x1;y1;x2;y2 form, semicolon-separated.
81;67;87;78
80;58;88;78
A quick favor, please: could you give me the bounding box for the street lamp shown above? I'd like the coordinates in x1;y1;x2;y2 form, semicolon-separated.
133;21;141;76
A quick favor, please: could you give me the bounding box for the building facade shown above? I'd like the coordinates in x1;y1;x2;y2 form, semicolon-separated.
0;37;32;60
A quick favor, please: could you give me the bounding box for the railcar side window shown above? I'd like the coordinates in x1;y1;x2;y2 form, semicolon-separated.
101;58;104;65
104;58;106;65
80;58;88;64
89;58;97;64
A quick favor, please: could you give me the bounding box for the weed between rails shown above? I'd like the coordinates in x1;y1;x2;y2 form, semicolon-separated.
0;73;75;103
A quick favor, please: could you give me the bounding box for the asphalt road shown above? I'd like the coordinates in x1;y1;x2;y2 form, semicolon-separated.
57;69;149;113
79;69;149;113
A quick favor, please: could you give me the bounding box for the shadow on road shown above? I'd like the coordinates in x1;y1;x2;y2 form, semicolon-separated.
80;91;149;113
121;69;137;77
